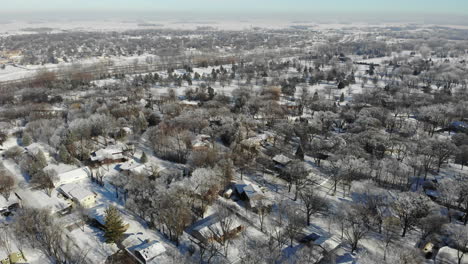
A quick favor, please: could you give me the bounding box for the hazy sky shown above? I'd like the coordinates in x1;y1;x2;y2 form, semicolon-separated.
3;0;467;15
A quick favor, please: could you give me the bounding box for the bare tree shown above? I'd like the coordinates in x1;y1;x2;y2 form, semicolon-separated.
451;225;468;264
391;192;431;237
208;206;238;257
299;186;328;226
284;205;305;247
438;179;459;222
381;217;400;261
255;198;272;232
343;205;369;253
13;208;89;264
0;162;15;201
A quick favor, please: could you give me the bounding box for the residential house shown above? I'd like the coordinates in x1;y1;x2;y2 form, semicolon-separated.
0;252;27;264
180;100;200;109
58;183;97;208
118;160;147;176
449;121;468;133
422;242;435;258
436;246;468;264
123;236;166;264
192;135;212;150
188;213;244;243
234;183;265;210
90;145;127;166
14;189;70;215
55;167;92;186
272;154;291;169
240;133;273;152
299;233;341;262
24;143;50;159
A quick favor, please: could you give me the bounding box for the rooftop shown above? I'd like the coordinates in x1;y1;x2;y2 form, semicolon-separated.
90;145;125;162
130;240;166;262
59;183;96;201
272;154;291;165
119;160;146;173
56;167;91;185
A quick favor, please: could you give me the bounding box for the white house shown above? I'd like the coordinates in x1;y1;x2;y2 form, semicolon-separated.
272;154;291;168
55;167;92;186
90;145;126;165
436;246;468;264
124;238;166;264
14;189;70;215
119;160;146;174
188;213;244;243
58;183;97;208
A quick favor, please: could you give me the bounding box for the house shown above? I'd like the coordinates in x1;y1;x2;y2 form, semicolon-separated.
188;213;244;243
24;143;50;159
240;133;273;151
272;154;291;169
180;100;200;109
58;183;97;208
90;145;127;166
436;246;468;264
57;211;85;230
313;235;341;252
118;161;147;175
234;183;265;210
296;236;339;264
449;121;468;133
280;100;299;110
422;242;435;258
124;237;166;264
192;135;212;150
0;195;19;214
87;204;108;227
55;167;92;186
0;252;27;264
14;189;70;215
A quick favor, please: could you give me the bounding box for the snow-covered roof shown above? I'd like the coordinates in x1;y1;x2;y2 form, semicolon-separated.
235;183;263;201
15;189;70;214
314;235;341;252
190;213;243;241
90;145;125;161
131;240;166;262
44;163;77;175
0;195;18;210
87;204;107;226
180;100;199;106
241;134;271;147
424;189;440;198
436;246;468;264
24;142;46;156
59;183;95;201
56;167;91;185
191;214;224;233
272;154;291;165
119;160;146;173
192;134;212;149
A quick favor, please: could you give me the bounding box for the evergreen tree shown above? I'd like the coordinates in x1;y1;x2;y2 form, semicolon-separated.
340;92;345;102
103;206;127;244
22;132;32;146
295;145;305;161
58;145;72;164
312;91;319;101
140;152;148;163
36;150;47;169
207;86;215;100
338;81;346;89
